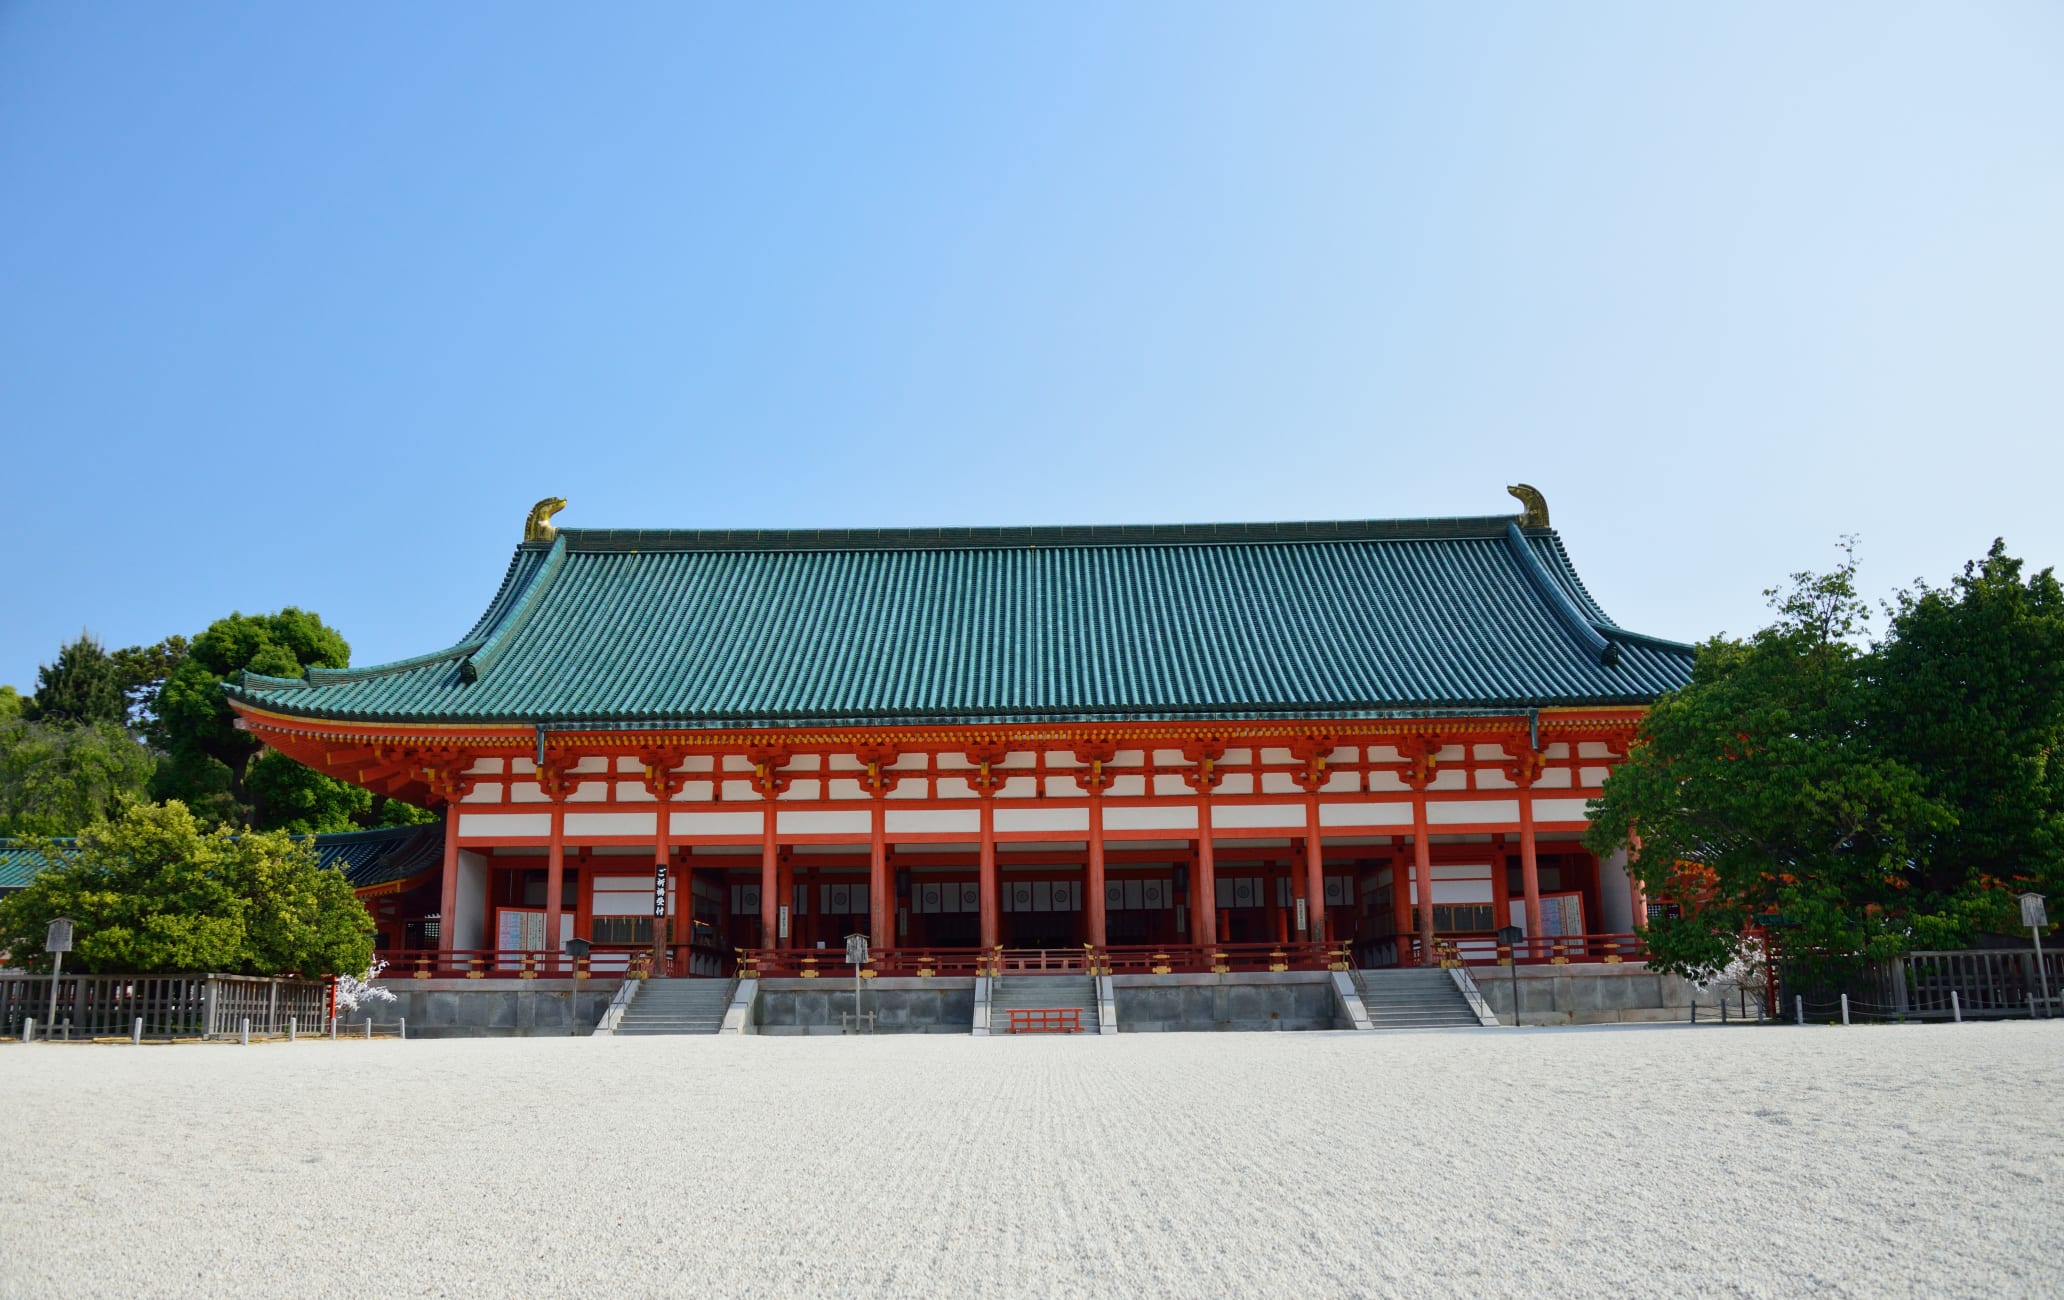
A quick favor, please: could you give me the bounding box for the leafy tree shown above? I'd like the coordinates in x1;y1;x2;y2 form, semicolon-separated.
1868;541;2064;938
112;635;190;737
0;719;155;836
150;609;364;831
1586;548;1954;980
29;634;127;727
0;800;373;976
0;686;21;722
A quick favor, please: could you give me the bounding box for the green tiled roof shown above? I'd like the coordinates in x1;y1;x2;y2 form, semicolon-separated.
0;823;444;893
225;510;1696;727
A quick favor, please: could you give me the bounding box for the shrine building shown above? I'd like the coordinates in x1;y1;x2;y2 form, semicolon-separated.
222;486;1695;1008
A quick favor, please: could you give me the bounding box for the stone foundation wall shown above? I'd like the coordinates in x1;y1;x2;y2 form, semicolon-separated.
1466;963;1703;1025
1113;972;1348;1032
349;979;622;1037
755;977;974;1035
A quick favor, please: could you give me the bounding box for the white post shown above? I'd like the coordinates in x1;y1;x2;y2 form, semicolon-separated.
240;1017;250;1046
2033;926;2051;1010
22;1017;33;1043
364;1019;372;1040
1839;993;1850;1026
1794;995;1803;1025
131;1017;142;1046
1951;990;1962;1024
399;1017;406;1041
45;951;63;1037
329;1015;337;1041
288;1017;297;1043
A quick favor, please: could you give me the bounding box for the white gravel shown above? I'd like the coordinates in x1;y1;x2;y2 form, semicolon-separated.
2;1023;2060;1299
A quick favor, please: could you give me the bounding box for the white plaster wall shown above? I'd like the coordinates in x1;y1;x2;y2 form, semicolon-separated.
453;849;489;950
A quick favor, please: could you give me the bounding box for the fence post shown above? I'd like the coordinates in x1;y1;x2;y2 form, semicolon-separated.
1840;993;1850;1026
289;1017;297;1043
399;1017;406;1041
1689;1000;1697;1024
1794;995;1803;1025
364;1019;372;1041
1951;990;1962;1023
240;1017;250;1046
22;1017;32;1043
329;1015;337;1041
267;980;279;1036
132;1017;142;1046
204;977;219;1039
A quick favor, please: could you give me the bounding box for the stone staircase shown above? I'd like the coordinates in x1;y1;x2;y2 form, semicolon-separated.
1353;968;1485;1029
990;975;1100;1034
613;978;734;1036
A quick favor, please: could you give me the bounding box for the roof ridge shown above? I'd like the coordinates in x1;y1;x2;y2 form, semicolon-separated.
544;513;1538;554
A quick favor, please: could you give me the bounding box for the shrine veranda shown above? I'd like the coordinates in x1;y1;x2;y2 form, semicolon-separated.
221;492;1698;999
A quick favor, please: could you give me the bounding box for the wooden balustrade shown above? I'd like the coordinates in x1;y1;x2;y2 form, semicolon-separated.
1379;932;1649;968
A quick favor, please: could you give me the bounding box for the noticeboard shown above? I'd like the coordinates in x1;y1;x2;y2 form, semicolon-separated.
45;917;74;954
2022;893;2048;930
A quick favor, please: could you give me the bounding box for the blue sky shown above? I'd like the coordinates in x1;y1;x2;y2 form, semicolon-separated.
4;5;2061;691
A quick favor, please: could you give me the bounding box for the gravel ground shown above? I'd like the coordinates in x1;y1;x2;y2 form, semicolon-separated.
1;1022;2059;1299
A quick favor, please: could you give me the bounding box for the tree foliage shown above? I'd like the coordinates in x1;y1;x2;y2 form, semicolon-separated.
148;609;382;831
0;801;373;976
28;634;127;727
1589;541;2064;980
0;719;156;836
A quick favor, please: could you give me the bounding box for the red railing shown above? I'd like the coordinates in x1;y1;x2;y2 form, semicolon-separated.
994;947;1092;975
730;946;991;979
373;942;733;980
1098;942;1338;975
1005;1007;1082;1034
1373;933;1649;968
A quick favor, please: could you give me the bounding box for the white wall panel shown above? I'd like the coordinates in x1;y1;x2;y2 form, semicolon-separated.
458;812;551;838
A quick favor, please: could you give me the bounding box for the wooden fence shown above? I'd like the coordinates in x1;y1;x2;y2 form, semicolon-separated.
1781;948;2064;1021
0;973;332;1040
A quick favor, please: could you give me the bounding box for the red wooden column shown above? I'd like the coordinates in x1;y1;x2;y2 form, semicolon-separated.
869;802;891;953
1491;833;1513;937
640;750;689;973
856;745;899;954
421;753;477;961
437;807;460;957
1402;737;1439;965
746;748;792;950
1075;744;1117;951
1501;742;1549;960
1390;851;1412;946
545;804;567;975
1086;795;1108;949
1181;739;1227;948
1290;738;1334;945
969;746;1008;951
537;757;578;975
1518;791;1544;956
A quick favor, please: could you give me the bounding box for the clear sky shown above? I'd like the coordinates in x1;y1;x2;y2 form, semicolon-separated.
4;5;2061;692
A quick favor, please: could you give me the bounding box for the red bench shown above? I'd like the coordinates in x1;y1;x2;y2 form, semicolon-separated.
1005;1007;1083;1034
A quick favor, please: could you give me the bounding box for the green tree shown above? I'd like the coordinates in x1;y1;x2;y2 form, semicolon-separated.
1586;548;1953;980
0;801;373;976
150;609;369;831
112;635;190;738
29;634;127;727
1869;541;2064;939
0;686;22;722
0;719;155;836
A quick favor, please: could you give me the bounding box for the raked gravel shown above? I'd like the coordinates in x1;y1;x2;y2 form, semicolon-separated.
1;1022;2060;1299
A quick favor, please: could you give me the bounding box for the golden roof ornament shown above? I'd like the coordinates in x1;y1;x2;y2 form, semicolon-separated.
1506;483;1549;528
525;497;567;543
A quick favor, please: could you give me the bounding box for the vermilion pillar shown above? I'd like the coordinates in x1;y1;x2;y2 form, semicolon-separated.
1195;800;1218;947
544;801;565;974
869;800;891;953
1302;795;1325;943
759;806;779;949
652;792;672;974
1411;793;1436;965
438;810;460;956
1390;852;1412;947
1519;785;1544;957
978;795;999;949
1086;795;1107;948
